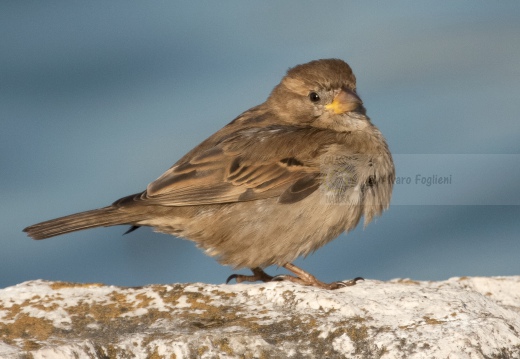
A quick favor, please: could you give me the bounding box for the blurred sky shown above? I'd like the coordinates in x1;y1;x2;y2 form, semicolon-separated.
1;2;519;289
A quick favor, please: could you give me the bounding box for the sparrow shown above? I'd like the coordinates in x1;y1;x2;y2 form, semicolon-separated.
24;59;395;289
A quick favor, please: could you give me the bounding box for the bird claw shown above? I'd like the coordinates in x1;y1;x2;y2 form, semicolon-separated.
226;267;274;284
336;277;364;287
225;274;239;284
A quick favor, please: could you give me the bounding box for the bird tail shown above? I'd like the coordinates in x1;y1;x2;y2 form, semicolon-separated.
23;206;139;240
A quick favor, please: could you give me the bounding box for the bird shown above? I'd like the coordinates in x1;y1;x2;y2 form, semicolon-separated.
24;59;395;290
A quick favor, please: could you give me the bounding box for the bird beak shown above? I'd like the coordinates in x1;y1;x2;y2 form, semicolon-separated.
325;88;362;114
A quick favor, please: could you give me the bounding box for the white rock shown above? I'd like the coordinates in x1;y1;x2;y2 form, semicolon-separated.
0;277;519;358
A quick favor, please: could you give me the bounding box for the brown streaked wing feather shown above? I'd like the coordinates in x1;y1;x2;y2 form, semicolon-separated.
139;126;336;206
278;174;321;204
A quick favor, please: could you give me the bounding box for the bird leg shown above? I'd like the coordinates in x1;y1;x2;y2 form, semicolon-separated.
226;263;363;290
274;263;363;290
226;267;274;284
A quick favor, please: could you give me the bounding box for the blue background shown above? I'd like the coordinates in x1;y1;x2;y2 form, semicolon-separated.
2;2;519;288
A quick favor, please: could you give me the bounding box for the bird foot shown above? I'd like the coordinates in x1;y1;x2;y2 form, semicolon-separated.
226;263;363;290
276;263;363;289
272;274;363;289
226;267;274;284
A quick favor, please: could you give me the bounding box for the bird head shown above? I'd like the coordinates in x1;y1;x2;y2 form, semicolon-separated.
267;59;367;130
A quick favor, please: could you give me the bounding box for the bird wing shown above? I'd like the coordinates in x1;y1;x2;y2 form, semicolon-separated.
128;126;336;206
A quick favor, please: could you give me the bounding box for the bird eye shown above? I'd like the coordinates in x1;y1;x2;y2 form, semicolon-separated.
309;92;320;102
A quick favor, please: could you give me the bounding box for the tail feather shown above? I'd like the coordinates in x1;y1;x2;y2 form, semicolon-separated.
23;206;139;240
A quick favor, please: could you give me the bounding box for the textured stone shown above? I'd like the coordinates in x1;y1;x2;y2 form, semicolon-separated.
1;276;519;358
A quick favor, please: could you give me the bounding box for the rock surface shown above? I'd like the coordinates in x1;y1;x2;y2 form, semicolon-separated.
0;276;519;358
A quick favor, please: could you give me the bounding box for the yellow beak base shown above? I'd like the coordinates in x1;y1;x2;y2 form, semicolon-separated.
325;89;362;114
